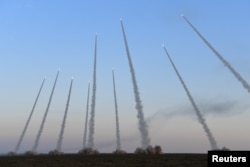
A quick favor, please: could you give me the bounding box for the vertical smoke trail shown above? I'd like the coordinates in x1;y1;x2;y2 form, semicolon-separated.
112;69;121;150
87;34;97;149
14;77;46;153
56;77;73;152
120;19;150;149
82;81;90;149
182;15;250;93
163;46;219;150
32;70;60;152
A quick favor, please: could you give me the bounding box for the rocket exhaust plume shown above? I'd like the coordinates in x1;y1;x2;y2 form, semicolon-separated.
32;70;60;152
120;19;150;149
163;46;219;150
88;34;97;149
182;15;250;93
112;69;121;150
82;81;90;149
14;77;46;153
56;77;73;152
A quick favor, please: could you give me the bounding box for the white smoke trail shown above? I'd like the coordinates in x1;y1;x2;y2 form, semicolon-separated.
112;69;121;150
163;46;219;150
88;35;97;149
56;77;73;152
14;77;46;153
120;19;150;149
82;81;90;149
182;15;250;93
32;70;60;152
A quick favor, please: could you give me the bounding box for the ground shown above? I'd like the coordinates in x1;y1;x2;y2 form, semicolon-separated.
0;153;207;167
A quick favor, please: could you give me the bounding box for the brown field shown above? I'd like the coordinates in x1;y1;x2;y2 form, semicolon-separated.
0;153;207;167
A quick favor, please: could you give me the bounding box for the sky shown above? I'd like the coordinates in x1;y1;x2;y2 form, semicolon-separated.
0;0;250;154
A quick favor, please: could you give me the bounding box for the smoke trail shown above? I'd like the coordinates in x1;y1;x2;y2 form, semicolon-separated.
56;77;73;152
14;77;46;153
32;70;60;152
82;81;90;149
120;19;150;149
182;15;250;93
112;69;121;150
163;46;219;150
88;34;97;149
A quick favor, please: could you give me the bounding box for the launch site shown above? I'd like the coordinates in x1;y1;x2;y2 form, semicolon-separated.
0;0;249;166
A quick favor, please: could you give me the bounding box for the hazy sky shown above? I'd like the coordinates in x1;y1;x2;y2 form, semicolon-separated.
1;0;250;154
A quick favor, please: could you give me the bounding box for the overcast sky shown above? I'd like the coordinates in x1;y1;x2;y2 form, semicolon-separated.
0;0;250;153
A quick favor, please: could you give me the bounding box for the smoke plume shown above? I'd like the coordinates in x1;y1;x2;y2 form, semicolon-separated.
146;99;244;124
112;69;121;150
182;15;250;93
120;19;150;149
88;35;97;149
82;82;90;149
163;46;219;150
32;70;60;152
15;77;46;153
56;78;73;152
